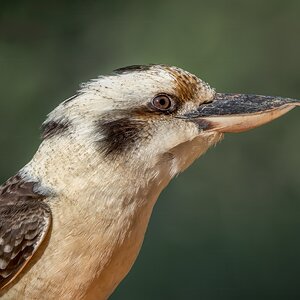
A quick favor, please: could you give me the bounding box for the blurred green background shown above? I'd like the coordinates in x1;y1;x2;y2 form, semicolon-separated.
0;1;299;299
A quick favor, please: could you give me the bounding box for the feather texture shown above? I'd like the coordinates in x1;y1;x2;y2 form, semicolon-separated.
0;175;51;289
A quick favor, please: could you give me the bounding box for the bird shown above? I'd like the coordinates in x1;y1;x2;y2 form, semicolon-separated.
0;64;299;300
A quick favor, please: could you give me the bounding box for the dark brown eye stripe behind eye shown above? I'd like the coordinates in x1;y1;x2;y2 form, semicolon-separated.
97;118;145;156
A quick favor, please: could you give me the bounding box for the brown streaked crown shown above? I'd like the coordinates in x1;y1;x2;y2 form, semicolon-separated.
166;66;201;102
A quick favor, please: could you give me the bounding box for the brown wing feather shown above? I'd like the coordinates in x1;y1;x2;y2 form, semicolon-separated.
0;174;52;289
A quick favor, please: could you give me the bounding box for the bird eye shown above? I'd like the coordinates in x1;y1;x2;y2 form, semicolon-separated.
152;94;173;111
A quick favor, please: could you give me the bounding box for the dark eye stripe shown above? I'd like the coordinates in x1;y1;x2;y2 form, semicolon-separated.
97;118;145;156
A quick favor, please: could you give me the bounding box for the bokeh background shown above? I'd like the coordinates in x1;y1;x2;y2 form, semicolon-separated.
0;1;299;299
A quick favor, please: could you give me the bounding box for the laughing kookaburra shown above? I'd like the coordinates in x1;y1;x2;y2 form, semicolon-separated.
0;65;299;300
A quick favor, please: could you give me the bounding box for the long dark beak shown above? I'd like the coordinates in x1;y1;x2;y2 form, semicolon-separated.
184;93;300;133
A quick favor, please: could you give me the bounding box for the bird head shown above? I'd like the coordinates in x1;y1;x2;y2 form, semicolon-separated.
41;64;299;181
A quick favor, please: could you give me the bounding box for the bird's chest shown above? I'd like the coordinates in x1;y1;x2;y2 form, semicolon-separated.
83;198;156;299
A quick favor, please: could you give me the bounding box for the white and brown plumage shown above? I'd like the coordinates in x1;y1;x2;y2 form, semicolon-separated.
0;65;299;299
